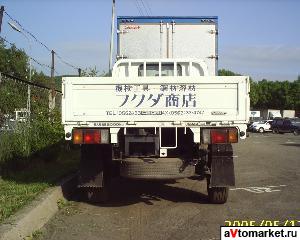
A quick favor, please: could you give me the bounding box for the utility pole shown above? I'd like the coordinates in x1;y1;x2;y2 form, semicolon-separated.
8;22;32;118
51;50;55;78
0;6;4;102
0;6;4;34
108;0;115;76
78;68;82;77
49;50;56;112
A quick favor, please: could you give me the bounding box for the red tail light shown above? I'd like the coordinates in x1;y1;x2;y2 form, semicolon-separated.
207;128;238;144
84;130;101;144
211;129;228;144
72;129;109;144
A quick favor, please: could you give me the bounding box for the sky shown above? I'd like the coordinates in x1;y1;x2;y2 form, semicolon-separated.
0;0;299;81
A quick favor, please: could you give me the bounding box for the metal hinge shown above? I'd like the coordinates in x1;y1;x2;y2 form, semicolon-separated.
160;21;163;33
207;55;219;60
117;30;129;34
208;29;218;35
172;20;175;33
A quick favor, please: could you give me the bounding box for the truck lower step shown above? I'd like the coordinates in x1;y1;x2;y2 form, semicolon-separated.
120;157;195;180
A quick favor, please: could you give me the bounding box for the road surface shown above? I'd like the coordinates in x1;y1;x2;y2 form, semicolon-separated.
40;133;300;240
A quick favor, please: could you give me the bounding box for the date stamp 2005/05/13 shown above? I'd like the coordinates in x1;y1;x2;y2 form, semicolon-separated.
225;220;300;227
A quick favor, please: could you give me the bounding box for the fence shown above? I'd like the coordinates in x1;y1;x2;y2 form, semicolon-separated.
0;72;63;168
0;6;83;169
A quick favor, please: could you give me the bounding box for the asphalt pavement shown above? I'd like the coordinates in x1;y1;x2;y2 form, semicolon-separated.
39;132;300;240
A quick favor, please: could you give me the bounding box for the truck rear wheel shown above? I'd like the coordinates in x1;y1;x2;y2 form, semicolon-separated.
207;186;229;204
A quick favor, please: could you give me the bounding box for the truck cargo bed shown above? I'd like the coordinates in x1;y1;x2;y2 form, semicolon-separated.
62;76;249;125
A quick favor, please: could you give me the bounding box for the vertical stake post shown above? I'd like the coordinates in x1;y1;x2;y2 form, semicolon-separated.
49;50;56;112
0;6;4;34
109;0;116;76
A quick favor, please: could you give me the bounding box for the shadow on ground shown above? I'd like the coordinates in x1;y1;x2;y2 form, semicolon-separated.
71;176;209;207
280;143;300;148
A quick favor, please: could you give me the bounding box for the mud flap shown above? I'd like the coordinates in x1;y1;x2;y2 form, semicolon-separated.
79;145;111;188
210;144;235;187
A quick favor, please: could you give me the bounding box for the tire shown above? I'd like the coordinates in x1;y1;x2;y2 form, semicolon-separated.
80;187;109;203
272;128;278;134
207;186;229;204
259;127;264;133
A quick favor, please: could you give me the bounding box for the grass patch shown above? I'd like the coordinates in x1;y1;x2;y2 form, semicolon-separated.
0;145;79;223
56;199;79;216
24;230;43;240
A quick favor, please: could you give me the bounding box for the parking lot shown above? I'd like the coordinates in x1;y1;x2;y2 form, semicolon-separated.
40;133;300;240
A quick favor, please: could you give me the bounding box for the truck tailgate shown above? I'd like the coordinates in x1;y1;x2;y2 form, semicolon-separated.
62;76;249;124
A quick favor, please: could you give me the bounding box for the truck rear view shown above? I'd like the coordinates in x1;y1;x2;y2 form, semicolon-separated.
62;16;250;204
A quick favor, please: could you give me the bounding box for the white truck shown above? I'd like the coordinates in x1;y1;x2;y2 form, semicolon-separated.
62;16;250;204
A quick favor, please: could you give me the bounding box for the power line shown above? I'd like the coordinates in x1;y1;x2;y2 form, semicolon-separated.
1;72;62;94
4;10;81;71
31;57;59;76
143;0;153;15
54;52;79;71
0;36;60;75
133;0;144;16
139;0;150;16
4;11;52;52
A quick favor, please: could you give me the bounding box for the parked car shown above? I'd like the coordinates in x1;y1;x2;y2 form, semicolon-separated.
247;117;263;131
252;120;273;133
271;118;300;135
248;121;259;132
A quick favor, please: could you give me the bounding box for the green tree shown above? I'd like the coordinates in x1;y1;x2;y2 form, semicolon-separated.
218;69;300;110
249;79;259;108
0;40;30;114
81;66;99;77
0;40;28;78
218;69;240;76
